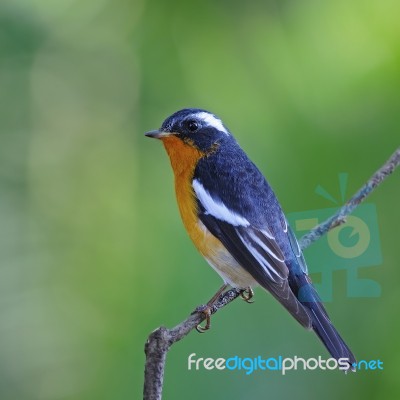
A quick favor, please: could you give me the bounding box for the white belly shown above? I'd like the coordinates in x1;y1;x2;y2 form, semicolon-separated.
203;242;259;289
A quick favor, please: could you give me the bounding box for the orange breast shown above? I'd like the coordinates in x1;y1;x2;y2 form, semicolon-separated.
161;136;257;288
161;136;209;250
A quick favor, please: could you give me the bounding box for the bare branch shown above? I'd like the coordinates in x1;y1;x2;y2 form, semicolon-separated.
298;147;400;250
143;288;242;400
143;147;400;400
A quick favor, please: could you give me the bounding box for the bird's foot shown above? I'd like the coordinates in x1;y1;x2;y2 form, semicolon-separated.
194;304;212;333
192;283;229;333
240;287;254;303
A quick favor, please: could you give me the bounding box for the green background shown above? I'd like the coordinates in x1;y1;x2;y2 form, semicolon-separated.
0;0;399;399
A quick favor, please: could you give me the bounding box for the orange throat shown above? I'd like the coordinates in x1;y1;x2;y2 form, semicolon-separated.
161;135;206;245
160;135;257;288
161;136;204;176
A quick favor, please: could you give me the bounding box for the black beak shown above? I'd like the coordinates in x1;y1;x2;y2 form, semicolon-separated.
145;130;172;139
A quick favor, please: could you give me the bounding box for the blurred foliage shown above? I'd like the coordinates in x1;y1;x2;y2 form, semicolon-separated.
0;0;399;399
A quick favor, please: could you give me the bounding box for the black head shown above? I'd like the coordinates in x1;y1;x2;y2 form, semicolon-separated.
145;108;231;152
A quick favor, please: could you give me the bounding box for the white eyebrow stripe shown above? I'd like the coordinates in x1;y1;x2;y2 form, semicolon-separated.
195;112;229;135
192;179;249;226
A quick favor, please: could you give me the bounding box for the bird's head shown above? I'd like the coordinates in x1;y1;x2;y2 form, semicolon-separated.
145;108;231;154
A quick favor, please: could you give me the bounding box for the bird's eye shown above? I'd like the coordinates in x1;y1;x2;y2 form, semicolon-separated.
186;120;199;132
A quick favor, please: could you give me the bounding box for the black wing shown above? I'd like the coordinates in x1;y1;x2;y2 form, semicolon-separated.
199;210;312;328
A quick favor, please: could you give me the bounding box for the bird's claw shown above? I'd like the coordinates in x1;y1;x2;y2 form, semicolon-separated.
194;305;212;333
240;287;254;303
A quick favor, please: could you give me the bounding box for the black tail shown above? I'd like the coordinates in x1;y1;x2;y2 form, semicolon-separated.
298;282;356;371
309;301;356;370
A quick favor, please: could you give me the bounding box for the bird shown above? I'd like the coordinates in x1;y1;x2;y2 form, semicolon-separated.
145;108;356;369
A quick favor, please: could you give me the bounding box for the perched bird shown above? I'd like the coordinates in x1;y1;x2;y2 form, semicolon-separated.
145;108;356;368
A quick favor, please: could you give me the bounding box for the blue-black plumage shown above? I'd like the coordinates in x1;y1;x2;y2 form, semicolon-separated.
146;108;356;370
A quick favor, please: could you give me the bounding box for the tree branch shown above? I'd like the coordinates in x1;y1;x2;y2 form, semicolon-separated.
143;288;242;400
298;147;400;250
143;147;400;400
